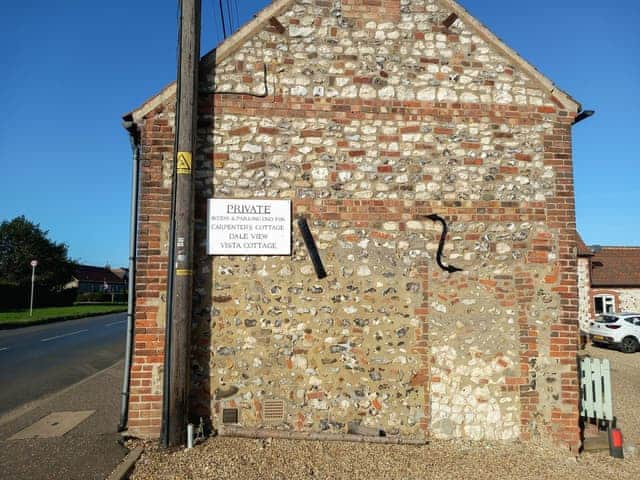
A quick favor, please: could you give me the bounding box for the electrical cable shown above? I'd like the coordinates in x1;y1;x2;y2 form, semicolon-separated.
218;0;227;38
208;0;220;45
233;0;240;33
200;2;272;99
225;0;233;32
230;0;238;31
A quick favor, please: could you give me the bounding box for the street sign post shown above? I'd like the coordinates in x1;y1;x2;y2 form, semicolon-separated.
30;260;38;316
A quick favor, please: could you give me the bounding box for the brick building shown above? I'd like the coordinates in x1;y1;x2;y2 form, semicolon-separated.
577;235;640;331
123;0;584;450
576;233;595;333
65;264;127;294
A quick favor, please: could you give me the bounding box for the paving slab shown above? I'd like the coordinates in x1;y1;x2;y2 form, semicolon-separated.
0;361;128;480
10;410;95;440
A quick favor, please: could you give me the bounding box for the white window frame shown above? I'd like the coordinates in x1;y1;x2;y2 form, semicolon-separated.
594;294;615;314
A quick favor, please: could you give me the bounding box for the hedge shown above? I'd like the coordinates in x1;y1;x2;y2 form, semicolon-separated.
0;284;78;310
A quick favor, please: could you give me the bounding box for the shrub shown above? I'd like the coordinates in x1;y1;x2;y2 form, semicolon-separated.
0;285;77;309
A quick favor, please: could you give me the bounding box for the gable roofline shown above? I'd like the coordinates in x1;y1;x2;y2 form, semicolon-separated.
440;0;580;112
575;231;594;257
124;0;293;124
123;0;580;124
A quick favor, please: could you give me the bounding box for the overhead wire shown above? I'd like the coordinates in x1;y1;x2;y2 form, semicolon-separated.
225;0;233;32
208;0;220;45
233;0;240;32
218;0;228;38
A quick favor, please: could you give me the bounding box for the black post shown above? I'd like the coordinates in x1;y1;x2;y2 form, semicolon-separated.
162;0;201;448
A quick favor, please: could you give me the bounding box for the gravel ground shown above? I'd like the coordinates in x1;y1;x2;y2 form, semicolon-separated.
130;436;640;480
128;345;640;480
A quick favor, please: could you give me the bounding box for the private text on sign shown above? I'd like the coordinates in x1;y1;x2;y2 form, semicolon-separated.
207;199;292;256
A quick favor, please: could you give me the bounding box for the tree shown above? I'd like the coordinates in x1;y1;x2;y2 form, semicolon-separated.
0;216;75;288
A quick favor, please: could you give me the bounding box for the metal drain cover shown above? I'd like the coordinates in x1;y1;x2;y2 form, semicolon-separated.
9;411;95;440
222;408;239;424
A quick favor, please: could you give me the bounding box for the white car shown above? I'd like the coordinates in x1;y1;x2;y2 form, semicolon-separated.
589;313;640;353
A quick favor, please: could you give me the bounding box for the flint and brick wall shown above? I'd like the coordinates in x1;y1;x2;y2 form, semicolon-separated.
617;290;640;312
126;110;174;438
127;0;581;449
589;288;640;314
577;256;591;331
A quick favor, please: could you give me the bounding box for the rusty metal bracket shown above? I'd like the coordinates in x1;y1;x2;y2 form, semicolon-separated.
424;214;463;274
297;217;327;279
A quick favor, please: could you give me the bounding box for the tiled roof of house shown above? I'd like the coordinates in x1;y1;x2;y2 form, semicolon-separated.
576;232;593;257
591;247;640;287
74;265;125;284
110;268;129;280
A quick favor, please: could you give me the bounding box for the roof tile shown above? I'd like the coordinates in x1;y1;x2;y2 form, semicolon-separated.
74;265;125;284
591;247;640;287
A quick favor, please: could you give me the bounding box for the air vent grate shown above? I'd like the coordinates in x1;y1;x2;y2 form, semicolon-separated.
262;399;285;423
222;408;239;424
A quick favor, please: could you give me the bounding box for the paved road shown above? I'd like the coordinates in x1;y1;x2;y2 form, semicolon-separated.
0;312;127;417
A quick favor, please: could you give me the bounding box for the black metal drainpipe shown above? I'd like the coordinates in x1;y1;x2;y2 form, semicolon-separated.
119;121;141;432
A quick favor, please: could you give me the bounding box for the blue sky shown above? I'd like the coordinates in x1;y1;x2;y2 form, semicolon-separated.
0;0;638;266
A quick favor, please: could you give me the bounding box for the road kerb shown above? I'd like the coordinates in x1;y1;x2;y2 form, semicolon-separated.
106;445;144;480
0;360;124;427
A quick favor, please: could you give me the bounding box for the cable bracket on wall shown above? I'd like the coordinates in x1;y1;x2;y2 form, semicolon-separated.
423;214;463;274
297;217;327;280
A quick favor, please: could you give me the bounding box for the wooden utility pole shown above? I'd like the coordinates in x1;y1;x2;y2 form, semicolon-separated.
162;0;201;448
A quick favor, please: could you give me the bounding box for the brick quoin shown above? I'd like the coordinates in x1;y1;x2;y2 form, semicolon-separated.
542;117;581;451
127;107;174;438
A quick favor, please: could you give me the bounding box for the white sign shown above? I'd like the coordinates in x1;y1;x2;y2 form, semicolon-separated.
207;199;291;256
30;260;38;267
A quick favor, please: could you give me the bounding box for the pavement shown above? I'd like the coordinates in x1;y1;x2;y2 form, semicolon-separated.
0;359;130;480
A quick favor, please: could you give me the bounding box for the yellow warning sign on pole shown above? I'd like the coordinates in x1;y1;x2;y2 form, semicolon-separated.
176;151;192;174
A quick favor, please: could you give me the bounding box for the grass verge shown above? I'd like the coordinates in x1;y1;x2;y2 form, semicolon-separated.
0;304;127;329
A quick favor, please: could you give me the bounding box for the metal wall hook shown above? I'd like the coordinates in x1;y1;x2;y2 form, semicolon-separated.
423;214;463;274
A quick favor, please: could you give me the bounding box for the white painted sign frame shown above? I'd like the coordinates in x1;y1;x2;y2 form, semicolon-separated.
207;198;292;256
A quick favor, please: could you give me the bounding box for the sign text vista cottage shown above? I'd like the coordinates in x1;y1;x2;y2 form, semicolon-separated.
207;199;292;256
